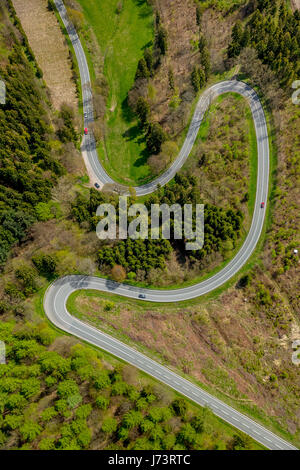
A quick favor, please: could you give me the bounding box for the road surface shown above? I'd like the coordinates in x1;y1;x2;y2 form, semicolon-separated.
46;0;298;450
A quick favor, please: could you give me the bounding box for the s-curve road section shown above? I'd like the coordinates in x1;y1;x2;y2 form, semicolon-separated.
48;0;298;450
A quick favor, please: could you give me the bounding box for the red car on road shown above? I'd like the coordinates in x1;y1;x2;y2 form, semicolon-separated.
261;202;265;208
84;128;88;135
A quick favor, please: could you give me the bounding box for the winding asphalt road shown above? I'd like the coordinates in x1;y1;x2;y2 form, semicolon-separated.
45;0;298;450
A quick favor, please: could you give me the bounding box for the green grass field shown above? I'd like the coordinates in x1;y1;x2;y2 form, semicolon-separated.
77;0;154;185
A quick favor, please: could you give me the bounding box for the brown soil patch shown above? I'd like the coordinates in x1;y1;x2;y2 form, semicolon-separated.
12;0;77;110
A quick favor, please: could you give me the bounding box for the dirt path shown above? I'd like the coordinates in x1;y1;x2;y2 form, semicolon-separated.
12;0;77;110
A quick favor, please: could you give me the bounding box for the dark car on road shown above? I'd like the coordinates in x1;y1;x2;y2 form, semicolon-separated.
94;183;100;189
138;294;146;299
